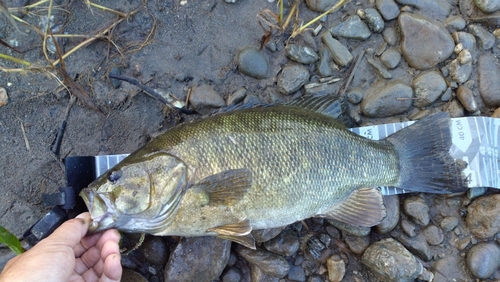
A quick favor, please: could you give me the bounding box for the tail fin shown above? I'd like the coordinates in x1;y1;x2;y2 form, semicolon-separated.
385;112;467;194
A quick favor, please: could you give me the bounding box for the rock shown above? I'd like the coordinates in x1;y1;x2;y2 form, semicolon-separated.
382;26;399;45
251;264;280;282
456;237;471;251
444;99;465;118
189;85;225;112
440;216;459;232
277;64;310;95
243;94;260;106
164;236;231;282
445;15;466;31
380;47;401;69
252;227;285;243
433;256;467;282
307;236;327;259
398;234;432;261
227;88;247;105
237;47;270;78
452;32;479;62
288;265;306;281
395;0;451;18
109;67;122;89
412;70;447;107
307;275;325;282
326;255;346;282
376;0;400;20
449;59;472;84
466;242;500;279
222;267;242;282
317;47;335;77
478;54;500;107
362;238;423;282
121;269;148;282
358;8;385;33
375;195;400;234
361;80;413;118
305;0;338;12
304;81;341;97
328;219;371;237
422;225;444;245
344;235;371;255
347;88;364;105
403;196;430;226
264;228;300;257
141;236;169;265
458;49;472;64
0;87;7;107
474;0;500;13
469;24;496;49
367;57;392;78
401;218;417;237
236;247;290;278
441;87;452;101
466;194;500;238
285;44;320;64
330;15;371;40
321;32;353;67
399;13;455;69
456;85;478;112
492;107;500;117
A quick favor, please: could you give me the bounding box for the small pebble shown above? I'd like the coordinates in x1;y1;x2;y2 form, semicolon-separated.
321;32;353;67
141;236;169;265
401;219;416;237
449;59;472;84
288;265;306;282
344;235;370;255
328;219;371;237
317;47;335;77
403;196;430;226
398;234;432;261
440;216;459;232
236;247;289;278
330;15;371;40
326;255;346;282
375;195;400;234
367;57;392;79
423;225;444;245
456;237;471;251
361;80;413;118
466;242;500;279
474;0;500;13
376;0;400;20
222;267;242;282
358;8;384;33
456;85;478;112
492;107;500;118
277;64;310;95
469;24;496;50
189;84;225;112
441;87;452;102
264;228;300;257
478;53;500;107
412;70;447;107
305;0;338;12
347;88;364;105
285;44;320;64
237;47;270;78
382;26;398;45
458;49;472;64
445;15;466;31
227;88;247;105
380;47;401;69
0;87;8;107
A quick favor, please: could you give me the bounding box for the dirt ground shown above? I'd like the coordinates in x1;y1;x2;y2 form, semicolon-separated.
0;0;285;236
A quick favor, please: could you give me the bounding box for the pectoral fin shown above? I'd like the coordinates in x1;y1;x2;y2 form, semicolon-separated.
207;219;256;249
318;187;386;227
193;168;252;206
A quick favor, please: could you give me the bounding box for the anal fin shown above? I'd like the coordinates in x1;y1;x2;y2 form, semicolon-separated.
318;187;386;227
207;219;256;249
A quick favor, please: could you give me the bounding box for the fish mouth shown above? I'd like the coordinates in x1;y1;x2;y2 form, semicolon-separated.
80;188;117;233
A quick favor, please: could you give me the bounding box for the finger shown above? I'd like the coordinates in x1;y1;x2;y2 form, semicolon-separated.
95;229;121;252
47;213;91;247
75;246;101;274
100;254;122;282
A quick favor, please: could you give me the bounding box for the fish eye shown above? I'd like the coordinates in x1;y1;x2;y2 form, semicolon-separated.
108;170;122;184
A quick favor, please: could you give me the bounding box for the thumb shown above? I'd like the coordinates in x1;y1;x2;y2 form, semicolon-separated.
47;212;91;247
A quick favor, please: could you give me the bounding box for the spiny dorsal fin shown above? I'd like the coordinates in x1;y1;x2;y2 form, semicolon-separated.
207;219;252;236
193;169;252;206
318;187;386;227
286;95;345;117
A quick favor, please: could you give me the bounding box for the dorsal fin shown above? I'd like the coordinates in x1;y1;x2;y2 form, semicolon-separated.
318;187;386;227
192;169;252;206
286;95;355;127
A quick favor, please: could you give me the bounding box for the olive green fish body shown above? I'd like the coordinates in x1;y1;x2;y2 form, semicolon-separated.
81;103;466;248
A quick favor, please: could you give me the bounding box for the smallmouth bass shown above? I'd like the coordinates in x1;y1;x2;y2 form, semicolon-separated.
80;98;466;248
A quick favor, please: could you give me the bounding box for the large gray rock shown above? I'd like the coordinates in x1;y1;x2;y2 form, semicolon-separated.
466;194;500;238
478;54;500;107
264;228;300;257
376;0;400;20
466;242;500;279
403;196;430;226
362;238;423;282
164;237;231;282
474;0;500;13
361;80;413;118
399;13;454;70
469;24;496;49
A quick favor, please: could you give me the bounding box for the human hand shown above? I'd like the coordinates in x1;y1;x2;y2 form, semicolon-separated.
0;212;122;282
